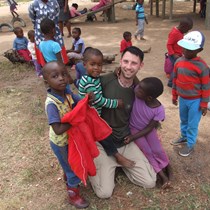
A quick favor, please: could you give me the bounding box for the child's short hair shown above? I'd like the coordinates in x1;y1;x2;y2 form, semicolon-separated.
42;61;65;80
13;27;22;34
123;31;132;39
73;27;81;35
141;77;164;98
83;48;103;62
122;46;144;62
179;16;193;28
83;47;93;55
27;30;34;39
40;18;55;35
72;3;78;9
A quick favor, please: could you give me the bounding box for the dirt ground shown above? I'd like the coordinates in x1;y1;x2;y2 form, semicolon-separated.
1;0;210;209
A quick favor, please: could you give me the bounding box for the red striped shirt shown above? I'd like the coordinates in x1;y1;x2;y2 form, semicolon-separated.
172;56;210;108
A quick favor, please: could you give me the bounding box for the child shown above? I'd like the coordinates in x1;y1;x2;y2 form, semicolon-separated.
73;47;93;89
120;31;151;53
67;27;85;63
78;48;135;168
7;0;18;17
43;61;89;209
70;3;87;18
134;0;148;41
13;27;32;62
39;18;63;63
27;30;42;77
124;77;171;188
90;0;110;11
166;17;193;87
171;31;210;157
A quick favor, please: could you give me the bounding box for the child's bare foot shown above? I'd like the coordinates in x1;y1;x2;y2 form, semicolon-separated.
158;170;170;189
115;153;136;168
165;164;173;180
161;180;171;189
134;35;138;40
140;37;146;41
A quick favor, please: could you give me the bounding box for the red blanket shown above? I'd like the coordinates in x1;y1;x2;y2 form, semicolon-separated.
62;96;112;186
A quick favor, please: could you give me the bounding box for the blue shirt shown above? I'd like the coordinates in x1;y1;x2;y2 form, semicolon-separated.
136;3;145;19
39;40;61;62
72;38;85;55
28;0;64;47
13;37;28;50
75;62;87;88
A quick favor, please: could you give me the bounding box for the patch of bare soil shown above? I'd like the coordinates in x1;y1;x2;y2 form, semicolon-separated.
0;1;210;209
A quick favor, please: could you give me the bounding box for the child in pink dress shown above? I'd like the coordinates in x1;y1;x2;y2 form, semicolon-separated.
124;77;171;188
70;3;87;18
90;0;110;11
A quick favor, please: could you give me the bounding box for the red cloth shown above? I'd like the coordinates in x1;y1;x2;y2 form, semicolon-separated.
17;49;32;61
120;39;132;53
166;27;183;56
35;45;69;66
61;96;112;186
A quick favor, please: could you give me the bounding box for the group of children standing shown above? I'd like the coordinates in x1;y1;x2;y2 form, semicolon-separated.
10;1;210;208
165;17;210;157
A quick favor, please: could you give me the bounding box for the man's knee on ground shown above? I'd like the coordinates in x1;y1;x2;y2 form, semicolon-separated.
94;188;113;199
142;177;156;189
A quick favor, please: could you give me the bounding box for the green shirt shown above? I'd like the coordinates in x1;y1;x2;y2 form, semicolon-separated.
100;73;135;147
78;75;118;115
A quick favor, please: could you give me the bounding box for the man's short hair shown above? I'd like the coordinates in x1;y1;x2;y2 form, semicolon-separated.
121;46;144;62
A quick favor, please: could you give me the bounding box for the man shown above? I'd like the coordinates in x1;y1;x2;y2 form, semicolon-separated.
89;46;156;199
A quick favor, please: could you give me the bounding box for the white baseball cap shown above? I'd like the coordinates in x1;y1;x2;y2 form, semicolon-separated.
177;31;205;50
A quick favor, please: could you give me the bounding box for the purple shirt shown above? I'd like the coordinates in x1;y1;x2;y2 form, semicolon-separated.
129;97;165;130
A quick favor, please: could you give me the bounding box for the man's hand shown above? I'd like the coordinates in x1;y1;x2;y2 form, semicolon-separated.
117;99;124;108
200;106;207;116
87;92;95;106
172;99;178;106
124;135;134;144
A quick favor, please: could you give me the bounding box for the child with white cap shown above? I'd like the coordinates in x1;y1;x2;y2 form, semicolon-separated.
170;31;210;157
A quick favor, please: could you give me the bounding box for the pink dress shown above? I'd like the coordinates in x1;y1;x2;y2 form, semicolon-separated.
129;97;169;173
90;0;110;11
70;6;81;17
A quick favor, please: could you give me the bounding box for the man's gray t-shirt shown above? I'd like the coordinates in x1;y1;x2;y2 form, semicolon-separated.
100;73;135;148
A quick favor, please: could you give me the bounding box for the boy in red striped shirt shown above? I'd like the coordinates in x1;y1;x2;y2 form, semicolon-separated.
171;31;210;157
